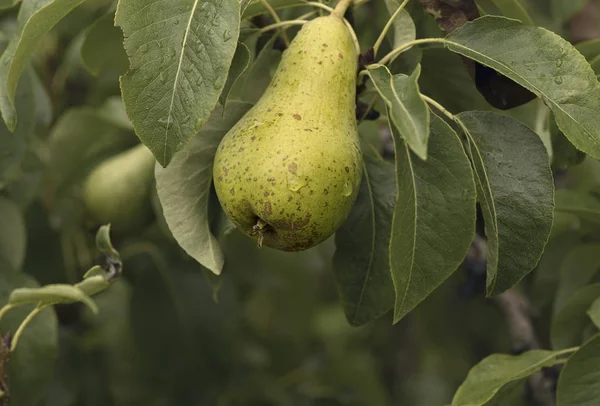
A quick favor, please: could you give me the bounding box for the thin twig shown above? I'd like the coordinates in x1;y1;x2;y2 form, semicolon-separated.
259;0;291;47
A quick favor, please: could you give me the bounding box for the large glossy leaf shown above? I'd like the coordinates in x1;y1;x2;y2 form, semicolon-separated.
116;0;241;166
390;112;476;322
0;268;58;406
551;284;600;349
155;102;252;275
0;198;26;271
333;156;396;326
556;334;600;406
457;111;554;296
554;243;600;314
0;0;87;131
446;16;600;160
452;350;567;406
367;64;429;160
80;11;128;76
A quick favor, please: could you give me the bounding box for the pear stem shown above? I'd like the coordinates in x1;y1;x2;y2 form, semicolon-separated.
258;20;308;35
331;0;353;18
259;0;291;47
10;304;48;352
252;219;268;248
373;0;409;57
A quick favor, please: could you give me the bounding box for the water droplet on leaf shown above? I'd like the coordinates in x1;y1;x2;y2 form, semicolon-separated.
556;59;563;67
554;76;563;84
139;43;149;53
223;30;232;42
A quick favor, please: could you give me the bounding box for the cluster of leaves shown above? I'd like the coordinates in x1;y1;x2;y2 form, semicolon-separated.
1;0;600;404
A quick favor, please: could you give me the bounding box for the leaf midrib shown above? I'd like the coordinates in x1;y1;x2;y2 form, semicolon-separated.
163;0;200;164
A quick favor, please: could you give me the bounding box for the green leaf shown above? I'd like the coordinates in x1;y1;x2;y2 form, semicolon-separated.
457;111;554;296
446;16;600;161
554;243;600;314
0;67;35;186
96;96;133;131
384;0;416;48
588;298;600;329
218;42;250;108
452;350;566;406
116;0;241;166
80;11;128;76
333;156;396;326
0;0;87;131
0;197;26;271
390;112;476;322
556;334;600;406
555;189;600;225
551;284;600;349
155;102;252;275
367;64;429;160
8;284;99;314
0;270;58;406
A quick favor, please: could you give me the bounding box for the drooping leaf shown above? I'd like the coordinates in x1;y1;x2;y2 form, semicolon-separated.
556;334;600;406
551;284;600;349
0;0;88;131
80;11;128;76
554;243;600;315
0;198;26;272
116;0;242;166
0;270;58;406
589;298;600;329
333;155;396;326
9;284;98;314
390;112;476;322
0;67;35;187
218;42;251;108
457;111;554;296
367;64;429;160
555;189;600;225
155;102;253;275
446;16;600;160
452;350;567;406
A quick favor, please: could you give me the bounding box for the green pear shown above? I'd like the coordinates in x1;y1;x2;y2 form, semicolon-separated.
213;14;362;251
83;143;156;234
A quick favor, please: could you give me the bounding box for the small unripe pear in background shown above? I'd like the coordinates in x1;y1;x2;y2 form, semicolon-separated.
213;13;362;251
83;143;156;234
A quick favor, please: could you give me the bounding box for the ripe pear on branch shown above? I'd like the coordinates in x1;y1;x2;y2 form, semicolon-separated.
213;1;362;251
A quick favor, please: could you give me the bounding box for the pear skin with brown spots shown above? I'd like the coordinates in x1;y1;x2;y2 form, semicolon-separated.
213;15;362;251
